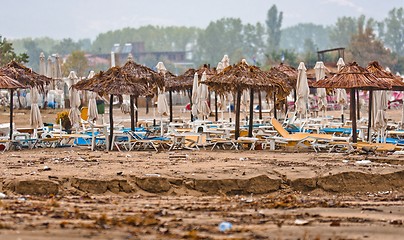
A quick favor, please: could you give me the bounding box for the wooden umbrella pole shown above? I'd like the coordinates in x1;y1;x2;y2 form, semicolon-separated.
135;97;138;127
109;94;114;151
9;89;13;140
258;91;262;120
189;90;194;122
367;90;373;142
248;88;254;137
130;95;135;131
169;90;173;123
273;93;277;119
350;89;357;143
356;89;360;120
214;92;218;122
235;89;242;140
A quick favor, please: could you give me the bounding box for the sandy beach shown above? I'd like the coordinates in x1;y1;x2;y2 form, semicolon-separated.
0;106;403;239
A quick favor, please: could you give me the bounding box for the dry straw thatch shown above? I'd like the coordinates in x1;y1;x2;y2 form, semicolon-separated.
0;73;27;89
0;61;51;92
312;62;392;90
273;63;298;88
366;61;404;90
73;60;163;97
205;61;277;94
72;66;150;97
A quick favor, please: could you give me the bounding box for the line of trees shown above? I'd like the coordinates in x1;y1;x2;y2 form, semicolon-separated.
4;6;404;75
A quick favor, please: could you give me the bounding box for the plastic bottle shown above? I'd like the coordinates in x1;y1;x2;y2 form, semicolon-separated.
218;221;232;232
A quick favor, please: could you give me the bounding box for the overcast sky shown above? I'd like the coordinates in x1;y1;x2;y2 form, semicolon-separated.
2;0;403;41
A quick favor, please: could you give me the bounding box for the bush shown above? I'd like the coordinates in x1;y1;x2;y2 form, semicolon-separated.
56;111;72;130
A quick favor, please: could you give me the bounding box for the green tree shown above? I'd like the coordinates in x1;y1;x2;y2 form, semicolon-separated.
302;38;317;68
243;23;266;65
62;50;89;77
384;7;404;56
195;18;244;65
52;38;80;56
346;17;396;67
0;35;28;66
23;39;44;71
280;23;330;52
265;5;283;53
329;16;358;48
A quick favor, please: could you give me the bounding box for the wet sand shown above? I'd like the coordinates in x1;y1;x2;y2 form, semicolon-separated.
0;107;403;239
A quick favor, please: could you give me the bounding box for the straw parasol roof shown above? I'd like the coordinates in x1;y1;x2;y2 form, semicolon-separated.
72;67;150;97
0;61;51;92
165;64;216;92
273;63;298;87
120;59;164;91
0;73;27;89
205;61;279;94
312;62;391;90
366;61;404;90
266;67;293;101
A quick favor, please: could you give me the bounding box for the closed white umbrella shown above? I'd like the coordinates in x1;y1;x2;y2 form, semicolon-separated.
191;72;199;119
216;62;225;120
39;52;48;109
30;86;43;137
87;71;98;123
372;90;388;143
156;62;169;135
68;71;81;131
197;71;211;120
241;89;250;120
314;61;328;117
295;62;309;118
335;58;347;122
221;55;233;120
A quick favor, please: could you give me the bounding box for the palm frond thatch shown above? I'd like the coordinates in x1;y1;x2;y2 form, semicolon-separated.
312;62;392;90
273;63;298;87
366;61;404;90
0;73;28;89
121;60;164;89
0;61;52;92
72;67;150;97
205;61;287;96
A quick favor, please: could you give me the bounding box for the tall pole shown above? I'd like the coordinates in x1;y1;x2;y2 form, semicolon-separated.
273;93;277;119
356;89;360;120
9;89;13;140
169;90;173;122
248;88;254;137
235;89;242;140
214;92;218;122
109;94;114;151
130;95;135;131
350;89;357;143
135;97;138;127
367;90;373;142
258;91;262;120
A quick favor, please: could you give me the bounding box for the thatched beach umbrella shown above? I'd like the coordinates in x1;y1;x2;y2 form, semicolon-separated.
312;62;391;143
121;59;163;128
72;66;150;150
265;67;294;119
0;73;27;139
365;61;404;141
0;60;51;92
205;60;284;139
